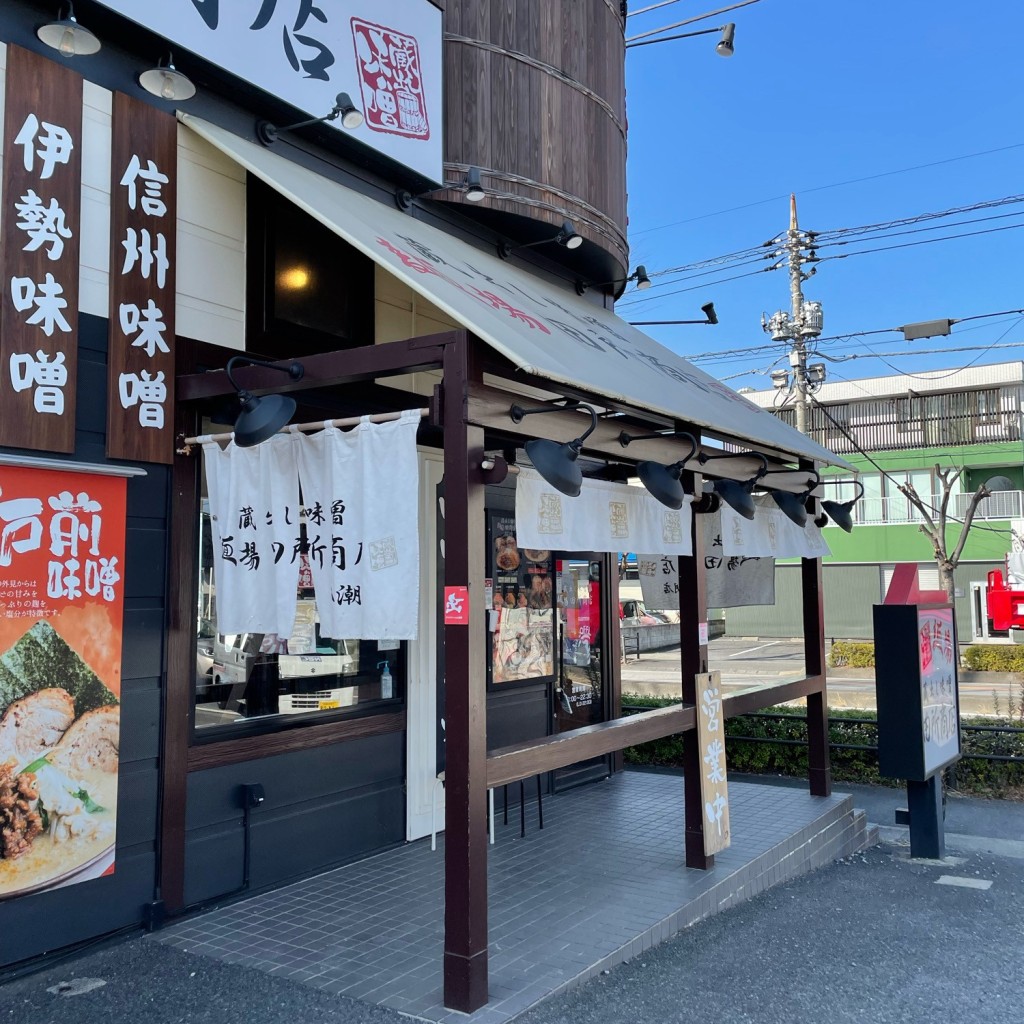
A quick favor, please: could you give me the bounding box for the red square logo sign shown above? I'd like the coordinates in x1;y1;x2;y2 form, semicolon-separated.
444;586;470;625
351;19;430;139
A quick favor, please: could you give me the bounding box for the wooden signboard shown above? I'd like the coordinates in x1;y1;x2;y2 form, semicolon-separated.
0;46;83;454
696;670;731;856
106;92;177;463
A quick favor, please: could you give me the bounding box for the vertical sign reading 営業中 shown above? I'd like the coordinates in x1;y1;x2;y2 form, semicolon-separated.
695;670;730;857
107;93;177;464
0;47;83;454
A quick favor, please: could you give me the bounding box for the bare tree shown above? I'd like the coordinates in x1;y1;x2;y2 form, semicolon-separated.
897;465;991;601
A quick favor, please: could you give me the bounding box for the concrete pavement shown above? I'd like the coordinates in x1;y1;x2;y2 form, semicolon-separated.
2;779;1021;1024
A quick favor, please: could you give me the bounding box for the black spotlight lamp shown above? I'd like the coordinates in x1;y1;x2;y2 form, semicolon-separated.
396;166;486;210
257;92;362;145
37;3;100;56
577;264;652;297
225;355;305;447
499;220;583;259
818;478;865;533
629;302;717;327
618;428;698;510
760;467;820;528
509;402;599;497
698;450;768;521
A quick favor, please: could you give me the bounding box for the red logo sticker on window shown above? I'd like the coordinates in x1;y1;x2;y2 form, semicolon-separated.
444;586;470;625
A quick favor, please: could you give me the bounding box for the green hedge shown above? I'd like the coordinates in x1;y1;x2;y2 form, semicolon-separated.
621;696;1024;797
827;642;1024;672
828;641;875;668
962;645;1024;672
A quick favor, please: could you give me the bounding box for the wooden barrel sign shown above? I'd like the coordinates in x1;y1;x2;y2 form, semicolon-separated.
443;0;628;279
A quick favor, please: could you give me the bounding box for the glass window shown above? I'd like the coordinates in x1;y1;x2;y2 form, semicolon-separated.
194;503;403;731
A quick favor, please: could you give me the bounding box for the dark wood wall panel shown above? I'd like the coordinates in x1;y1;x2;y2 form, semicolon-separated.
182;732;406;906
0;326;168;967
444;0;628;274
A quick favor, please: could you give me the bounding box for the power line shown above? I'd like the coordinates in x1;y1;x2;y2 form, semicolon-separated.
812;208;1024;251
630;194;1024;295
817;220;1024;265
625;0;761;42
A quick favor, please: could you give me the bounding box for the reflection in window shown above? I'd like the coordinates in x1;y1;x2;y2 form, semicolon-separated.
195;506;402;730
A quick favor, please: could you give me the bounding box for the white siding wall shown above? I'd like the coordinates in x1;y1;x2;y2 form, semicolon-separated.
175;125;246;348
375;264;454;396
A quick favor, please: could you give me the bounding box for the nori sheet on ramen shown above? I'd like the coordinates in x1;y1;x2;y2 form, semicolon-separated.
0;621;117;719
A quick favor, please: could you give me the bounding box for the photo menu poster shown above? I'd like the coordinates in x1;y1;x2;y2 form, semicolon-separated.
487;511;555;687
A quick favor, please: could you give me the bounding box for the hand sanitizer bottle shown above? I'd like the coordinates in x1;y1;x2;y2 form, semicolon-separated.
379;661;393;700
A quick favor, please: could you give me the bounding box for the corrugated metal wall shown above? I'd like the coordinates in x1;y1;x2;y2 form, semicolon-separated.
724;563;1001;641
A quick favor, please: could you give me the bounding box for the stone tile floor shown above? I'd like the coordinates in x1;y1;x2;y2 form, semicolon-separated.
154;772;858;1022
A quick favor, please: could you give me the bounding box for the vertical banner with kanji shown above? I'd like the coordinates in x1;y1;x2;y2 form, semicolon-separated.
0;465;126;898
0;46;83;454
107;92;177;463
695;670;731;856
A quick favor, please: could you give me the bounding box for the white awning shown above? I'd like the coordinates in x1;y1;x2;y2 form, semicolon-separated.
181;114;850;469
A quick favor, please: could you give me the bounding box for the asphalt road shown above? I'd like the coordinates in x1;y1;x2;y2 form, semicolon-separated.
621;638;1023;715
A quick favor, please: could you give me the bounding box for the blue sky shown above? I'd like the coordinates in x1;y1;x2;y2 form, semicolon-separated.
619;0;1024;392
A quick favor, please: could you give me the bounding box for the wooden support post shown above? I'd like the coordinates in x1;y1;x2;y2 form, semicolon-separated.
441;335;489;1013
801;466;832;796
680;468;712;869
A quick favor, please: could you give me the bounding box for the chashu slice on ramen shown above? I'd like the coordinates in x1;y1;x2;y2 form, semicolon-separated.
0;688;76;766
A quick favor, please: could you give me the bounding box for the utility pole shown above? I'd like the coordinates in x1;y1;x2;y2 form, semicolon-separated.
762;195;824;433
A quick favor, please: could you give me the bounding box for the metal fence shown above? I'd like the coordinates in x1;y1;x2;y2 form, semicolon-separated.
621;704;1024;765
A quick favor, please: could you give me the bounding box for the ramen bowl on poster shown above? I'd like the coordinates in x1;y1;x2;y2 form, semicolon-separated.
0;466;126;899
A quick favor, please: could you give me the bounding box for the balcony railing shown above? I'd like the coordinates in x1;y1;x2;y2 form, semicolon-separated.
772;388;1023;453
849;490;1022;526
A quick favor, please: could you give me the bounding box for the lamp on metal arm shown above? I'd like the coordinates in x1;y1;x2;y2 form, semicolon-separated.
509;402;598;497
618;428;698;510
499;220;583;259
225;355;305;447
257;92;363;145
396;166;486;210
698;450;768;520
816;478;865;533
629;302;718;326
759;467;820;528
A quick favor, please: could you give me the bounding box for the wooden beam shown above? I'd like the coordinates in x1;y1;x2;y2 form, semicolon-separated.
187;711;406;771
486;704;696;788
679;468;712;869
159;349;201;913
442;334;489;1014
722;674;826;718
465;382;798;486
176;332;457;401
801;495;832;796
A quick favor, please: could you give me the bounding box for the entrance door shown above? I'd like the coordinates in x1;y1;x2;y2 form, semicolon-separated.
553;555;611;790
